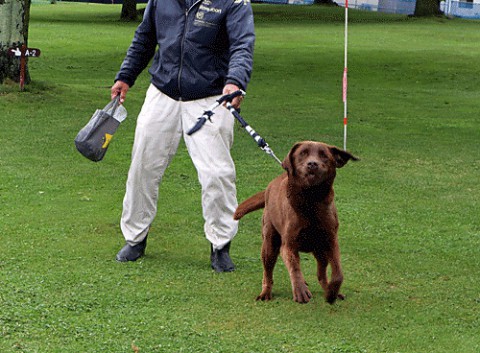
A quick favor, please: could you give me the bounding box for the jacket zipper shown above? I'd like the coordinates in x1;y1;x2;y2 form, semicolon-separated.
178;0;203;100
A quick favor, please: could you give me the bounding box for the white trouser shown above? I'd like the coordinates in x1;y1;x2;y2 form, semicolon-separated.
120;84;238;251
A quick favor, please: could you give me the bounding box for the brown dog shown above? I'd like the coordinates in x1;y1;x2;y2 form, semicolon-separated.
234;141;358;304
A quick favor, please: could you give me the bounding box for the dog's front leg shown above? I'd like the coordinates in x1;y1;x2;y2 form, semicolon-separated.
314;250;344;304
325;243;344;304
313;253;330;294
281;247;312;303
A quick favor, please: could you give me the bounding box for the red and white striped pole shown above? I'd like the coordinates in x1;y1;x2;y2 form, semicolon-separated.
342;0;349;151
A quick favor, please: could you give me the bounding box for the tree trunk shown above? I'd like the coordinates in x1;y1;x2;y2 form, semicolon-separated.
314;0;339;5
414;0;442;16
0;0;31;85
120;0;137;22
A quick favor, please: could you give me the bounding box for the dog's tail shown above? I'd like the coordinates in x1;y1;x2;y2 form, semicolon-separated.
234;190;266;220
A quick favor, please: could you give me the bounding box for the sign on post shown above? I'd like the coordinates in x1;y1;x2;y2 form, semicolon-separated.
8;47;42;58
8;45;42;91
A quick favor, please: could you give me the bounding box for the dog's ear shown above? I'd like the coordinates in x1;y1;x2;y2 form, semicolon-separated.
282;142;302;175
330;146;360;168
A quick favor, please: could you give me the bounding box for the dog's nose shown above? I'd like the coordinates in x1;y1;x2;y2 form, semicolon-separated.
307;161;318;170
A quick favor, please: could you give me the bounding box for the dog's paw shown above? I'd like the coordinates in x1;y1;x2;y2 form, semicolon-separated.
293;284;312;304
256;291;273;301
326;291;345;304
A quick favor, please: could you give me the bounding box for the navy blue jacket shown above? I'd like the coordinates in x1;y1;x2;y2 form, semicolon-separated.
115;0;255;101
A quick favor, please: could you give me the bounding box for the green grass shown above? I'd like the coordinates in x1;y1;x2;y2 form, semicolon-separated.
1;3;479;352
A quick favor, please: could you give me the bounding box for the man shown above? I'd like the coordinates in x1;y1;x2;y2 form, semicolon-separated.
111;0;255;272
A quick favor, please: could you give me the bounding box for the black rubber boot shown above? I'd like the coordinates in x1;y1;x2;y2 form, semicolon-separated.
116;235;148;262
210;242;235;272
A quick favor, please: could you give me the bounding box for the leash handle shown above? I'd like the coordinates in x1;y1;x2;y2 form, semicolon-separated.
216;89;246;105
186;90;246;136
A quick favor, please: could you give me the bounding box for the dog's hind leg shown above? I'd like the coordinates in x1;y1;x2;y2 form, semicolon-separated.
256;221;280;302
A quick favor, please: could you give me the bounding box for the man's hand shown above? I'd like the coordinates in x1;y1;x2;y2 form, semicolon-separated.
223;83;244;110
111;80;130;104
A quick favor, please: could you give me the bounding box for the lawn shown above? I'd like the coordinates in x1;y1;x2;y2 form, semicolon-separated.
0;3;479;352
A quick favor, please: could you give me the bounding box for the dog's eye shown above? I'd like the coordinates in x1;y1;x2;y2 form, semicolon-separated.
300;149;309;157
319;150;332;160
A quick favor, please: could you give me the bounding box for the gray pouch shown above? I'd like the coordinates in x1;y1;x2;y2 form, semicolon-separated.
74;96;127;162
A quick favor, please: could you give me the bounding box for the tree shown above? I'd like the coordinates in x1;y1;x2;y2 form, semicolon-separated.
121;0;138;21
0;0;31;85
414;0;443;16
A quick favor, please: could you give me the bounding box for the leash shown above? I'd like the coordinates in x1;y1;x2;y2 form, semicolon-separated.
224;102;283;167
187;90;283;168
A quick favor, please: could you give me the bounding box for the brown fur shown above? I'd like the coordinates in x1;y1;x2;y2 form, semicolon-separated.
234;141;358;304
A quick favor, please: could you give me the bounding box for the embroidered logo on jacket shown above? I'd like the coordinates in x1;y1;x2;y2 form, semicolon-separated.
199;4;222;13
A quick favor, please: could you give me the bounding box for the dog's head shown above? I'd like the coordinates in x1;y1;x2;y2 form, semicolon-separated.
282;141;359;188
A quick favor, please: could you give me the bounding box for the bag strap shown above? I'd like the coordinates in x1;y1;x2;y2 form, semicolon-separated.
104;95;121;115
